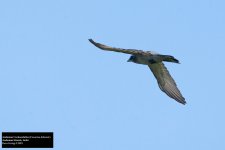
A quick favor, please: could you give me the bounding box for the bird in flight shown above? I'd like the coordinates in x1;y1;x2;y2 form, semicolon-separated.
89;39;186;105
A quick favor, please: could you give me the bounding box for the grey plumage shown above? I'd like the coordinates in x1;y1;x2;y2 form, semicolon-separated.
89;39;186;105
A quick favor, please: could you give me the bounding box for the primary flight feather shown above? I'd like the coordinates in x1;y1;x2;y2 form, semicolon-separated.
89;39;186;105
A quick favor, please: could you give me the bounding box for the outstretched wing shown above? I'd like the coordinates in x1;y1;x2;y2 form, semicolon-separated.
89;39;145;55
148;63;186;105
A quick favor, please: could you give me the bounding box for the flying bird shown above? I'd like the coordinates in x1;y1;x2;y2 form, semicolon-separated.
89;39;186;105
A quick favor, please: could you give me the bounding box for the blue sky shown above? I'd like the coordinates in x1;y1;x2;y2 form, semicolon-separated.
0;0;225;149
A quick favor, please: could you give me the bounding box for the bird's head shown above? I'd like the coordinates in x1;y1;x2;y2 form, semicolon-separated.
127;55;136;62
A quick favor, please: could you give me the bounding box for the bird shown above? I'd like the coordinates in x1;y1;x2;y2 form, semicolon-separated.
89;39;186;105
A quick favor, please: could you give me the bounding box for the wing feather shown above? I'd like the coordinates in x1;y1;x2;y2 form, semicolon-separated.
89;39;145;55
148;63;186;105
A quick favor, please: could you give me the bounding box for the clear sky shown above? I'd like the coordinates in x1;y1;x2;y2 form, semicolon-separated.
0;0;225;149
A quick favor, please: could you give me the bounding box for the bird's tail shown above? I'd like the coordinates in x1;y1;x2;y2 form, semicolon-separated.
162;55;180;63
